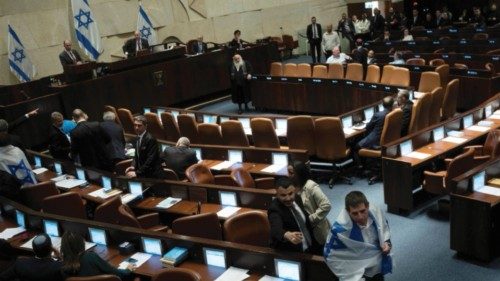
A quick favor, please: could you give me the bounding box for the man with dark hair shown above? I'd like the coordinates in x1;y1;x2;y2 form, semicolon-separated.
307;16;323;63
397;90;413;136
325;191;392;281
351;38;368;67
371;8;385;39
268;177;319;254
125;115;164;178
0;234;63;281
229;30;245;50
49;111;71;160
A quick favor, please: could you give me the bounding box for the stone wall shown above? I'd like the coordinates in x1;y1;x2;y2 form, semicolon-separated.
0;0;347;85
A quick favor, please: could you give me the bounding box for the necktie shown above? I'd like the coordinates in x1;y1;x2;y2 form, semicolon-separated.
137;40;141;51
136;137;142;166
68;51;76;63
290;203;312;250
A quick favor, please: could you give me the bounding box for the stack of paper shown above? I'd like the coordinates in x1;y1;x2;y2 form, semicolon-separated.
405;151;431;160
32;167;48;175
215;266;249;281
0;227;25;239
261;164;286;173
88;188;122;199
447;131;464;138
217;207;240;219
211;161;235;170
466;125;490;132
156;197;182;209
118;252;152;269
442;136;467;144
55;179;87;189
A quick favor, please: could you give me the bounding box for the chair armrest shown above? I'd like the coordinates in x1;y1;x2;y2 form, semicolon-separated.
463;145;484;156
423;170;447;194
137;212;161;229
254;177;275;189
214;175;238;186
444;158;453;169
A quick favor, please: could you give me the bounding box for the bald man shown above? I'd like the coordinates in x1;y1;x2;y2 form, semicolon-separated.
59;40;82;66
123;31;149;57
230;54;253;114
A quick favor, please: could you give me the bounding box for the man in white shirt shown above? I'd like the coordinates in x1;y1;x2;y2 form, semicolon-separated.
355;13;371;41
389;51;405;65
326;46;351;64
321;24;340;59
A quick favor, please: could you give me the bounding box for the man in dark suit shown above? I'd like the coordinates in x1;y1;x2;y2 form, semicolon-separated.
123;31;149;57
70;109;113;171
409;8;422;28
5;108;38;152
125;115;164;178
337;13;355;51
230;54;253;114
366;50;377;65
351;39;368;67
59;40;82;66
162;137;198;179
357;96;394;150
101;111;126;165
307;16;322;63
268;177;320;254
0;233;63;281
371;8;385;39
48;111;71;160
191;36;207;54
397;90;413;136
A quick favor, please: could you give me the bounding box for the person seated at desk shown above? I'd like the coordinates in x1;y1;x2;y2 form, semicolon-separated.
375;30;391;42
0;170;21;201
438;12;452;29
59;40;82;66
397;89;413;136
228;29;245;50
325;191;392;281
0;233;63;281
389;51;405;65
470;6;486;28
49;111;71;160
326;46;351;64
125;115;164;179
123;31;149;58
367;50;377;65
162;137;198;179
268;177;320;254
401;29;414;41
351;39;368;66
60;232;134;280
191;36;207;54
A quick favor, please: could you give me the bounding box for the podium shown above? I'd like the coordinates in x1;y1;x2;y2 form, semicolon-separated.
63;61;97;83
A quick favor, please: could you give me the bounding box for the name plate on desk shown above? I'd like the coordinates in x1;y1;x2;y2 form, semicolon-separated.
448;28;458;33
331;80;339;84
432;41;440;45
385;42;392;46
265;76;272;81
357;82;365;87
463;55;472;60
280;77;288;81
370;84;378;89
459;40;467;44
345;80;353;85
312;79;322;83
407;41;416;45
426;30;433;34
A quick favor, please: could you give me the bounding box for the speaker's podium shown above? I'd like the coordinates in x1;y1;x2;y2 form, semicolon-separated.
63;61;97;83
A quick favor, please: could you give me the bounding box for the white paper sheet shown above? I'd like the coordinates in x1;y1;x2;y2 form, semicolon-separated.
343;128;356;135
441;136;468;144
405;151;431;160
447;130;464;138
88;188;122;199
211;161;235;170
32;167;48;175
261;164;286;173
466;125;490;132
0;227;26;240
118;252;152;269
217;206;241;219
259;276;285;281
275;128;287;137
488;114;500;120
50;175;68;182
156;197;182;209
215;266;250;281
476;186;500;196
55;179;87;189
120;193;139;204
243;128;252;135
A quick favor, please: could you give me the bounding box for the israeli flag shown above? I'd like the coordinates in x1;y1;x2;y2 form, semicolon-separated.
137;4;157;45
71;0;102;60
8;25;36;82
0;145;37;185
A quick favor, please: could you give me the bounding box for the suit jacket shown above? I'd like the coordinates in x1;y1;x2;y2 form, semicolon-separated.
371;14;386;33
307;23;323;42
410;16;422;28
123;38;149;55
337;19;355;37
191;41;207;54
70;121;112;171
351;47;368;66
162;146;198;178
59;49;82;65
100;121;126;162
367;57;377;65
0;256;63;281
0;170;21;201
401;101;414;136
299;180;331;245
268;196;319;253
7;115;28;152
49;124;71;160
133;132;163;178
358;109;389;149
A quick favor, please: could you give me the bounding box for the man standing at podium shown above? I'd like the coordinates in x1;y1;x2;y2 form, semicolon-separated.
123;31;149;57
59;40;82;66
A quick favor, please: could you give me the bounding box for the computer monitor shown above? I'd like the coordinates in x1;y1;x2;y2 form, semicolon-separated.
101;176;112;192
472;171;485;191
408;89;415;101
342;116;353;128
219;191;238;207
128;181;143;196
364;107;374;121
272;153;289;167
142;237;162;256
433;127;445;142
157;109;165;116
194;148;202;160
16;210;25;228
43;220;59;237
54;162;63;175
238;118;250;129
485;105;493;118
228;150;243;163
144;108;151;113
203;115;217;124
203;248;226;268
75;168;86;181
274;259;302;281
220;117;230;123
187;113;196;119
34;156;42;168
275;118;287;131
378;104;384;112
161;144;170;152
463;114;473;128
171;111;179;120
400;140;413;156
88;227;107;246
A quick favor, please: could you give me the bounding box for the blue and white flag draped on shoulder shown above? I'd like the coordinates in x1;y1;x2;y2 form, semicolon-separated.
324;205;393;281
8;25;36;82
71;0;102;60
0;145;37;185
137;4;157;46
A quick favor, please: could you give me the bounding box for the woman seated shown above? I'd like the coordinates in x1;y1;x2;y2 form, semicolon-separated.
401;29;414;41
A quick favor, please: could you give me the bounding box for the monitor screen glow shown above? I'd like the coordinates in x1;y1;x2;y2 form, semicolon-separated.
433;127;445;142
220;117;230;123
194;148;202;160
34;156;42;168
239;118;250;129
204;248;226;268
43;220;59;237
364;108;374;121
203;115;217;124
272;153;288;166
275;259;301;281
76;168;86;181
129;181;143;196
275;119;287;131
16;210;25;228
144;108;151;113
142;237;162;256
219;191;238;207
485;105;493;118
101;176;112;191
54;162;63;174
472;171;485;191
228;150;243;163
89;228;107;245
463;114;473;128
342;116;353;128
400;140;413;156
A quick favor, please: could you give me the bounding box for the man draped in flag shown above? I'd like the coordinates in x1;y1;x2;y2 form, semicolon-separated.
0;120;37;186
71;0;102;60
137;4;157;46
324;191;393;281
8;25;36;82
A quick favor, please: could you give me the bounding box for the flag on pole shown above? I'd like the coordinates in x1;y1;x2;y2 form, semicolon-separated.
137;4;157;46
71;0;102;60
8;25;36;83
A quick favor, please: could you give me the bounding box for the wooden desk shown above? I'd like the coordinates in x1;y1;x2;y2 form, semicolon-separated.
381;26;500;41
374;53;500;71
364;38;499;54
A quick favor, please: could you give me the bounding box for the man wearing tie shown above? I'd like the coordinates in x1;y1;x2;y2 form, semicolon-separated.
307;17;322;63
59;40;82;66
191;36;207;54
268;177;320;254
122;31;149;57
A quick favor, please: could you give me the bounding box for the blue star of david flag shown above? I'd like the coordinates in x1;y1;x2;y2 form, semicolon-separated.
137;4;157;46
71;0;102;60
7;25;36;83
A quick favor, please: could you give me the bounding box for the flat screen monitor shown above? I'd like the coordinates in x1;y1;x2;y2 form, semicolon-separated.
54;162;63;175
342;116;353;128
364;107;374;121
43;219;59;237
157;109;165;116
272;153;288;166
275;119;287;131
142;237;162;256
101;176;112;192
433;127;445;142
219;191;238;206
194;148;202;160
472;171;485;191
378;104;384;112
238;118;250;129
88;227;107;246
274;259;301;281
203;248;226;268
400;140;413;156
75;168;86;181
463;114;473;128
228;150;243;163
171;111;179;120
34;156;42;168
144;108;151;113
203;115;217;124
161;144;169;152
485;105;493;118
220;117;230;123
16;210;25;228
129;181;143;196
